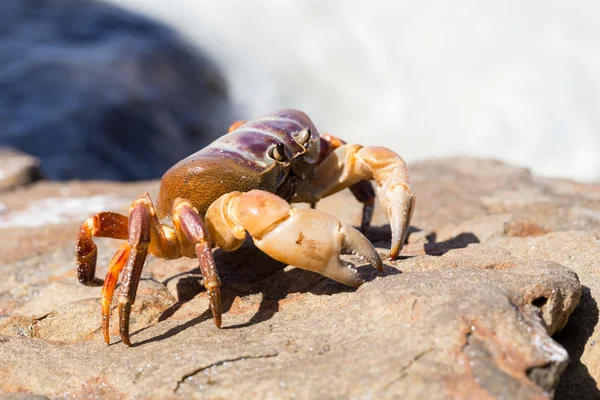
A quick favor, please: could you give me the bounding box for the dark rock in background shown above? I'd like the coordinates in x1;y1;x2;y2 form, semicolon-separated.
0;0;230;181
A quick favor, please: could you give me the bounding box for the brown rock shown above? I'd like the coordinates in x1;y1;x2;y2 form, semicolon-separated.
0;157;598;398
0;148;39;192
0;253;581;399
488;232;600;399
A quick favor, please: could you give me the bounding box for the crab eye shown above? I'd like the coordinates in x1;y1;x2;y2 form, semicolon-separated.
268;142;287;162
294;128;311;146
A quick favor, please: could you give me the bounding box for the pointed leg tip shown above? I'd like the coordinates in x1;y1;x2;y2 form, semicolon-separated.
101;300;111;344
80;279;105;287
118;300;132;346
93;278;105;286
102;321;110;345
77;275;104;287
208;288;222;328
388;246;400;261
214;316;222;329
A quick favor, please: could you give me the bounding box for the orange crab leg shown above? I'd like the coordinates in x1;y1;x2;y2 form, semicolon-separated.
103;193;185;346
117;199;151;346
76;212;129;286
228;120;247;133
101;243;131;344
173;199;222;328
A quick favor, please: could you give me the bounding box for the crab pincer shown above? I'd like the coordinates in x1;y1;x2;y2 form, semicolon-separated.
206;190;382;288
295;144;415;260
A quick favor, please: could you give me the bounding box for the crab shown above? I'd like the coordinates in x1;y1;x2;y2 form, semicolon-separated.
76;109;415;345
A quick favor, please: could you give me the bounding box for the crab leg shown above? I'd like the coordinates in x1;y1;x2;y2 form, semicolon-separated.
348;183;376;233
101;243;130;343
117;199;151;346
172;199;222;328
76;212;129;286
228;120;247;133
115;193;182;346
206;190;382;288
300;145;415;260
312;134;376;233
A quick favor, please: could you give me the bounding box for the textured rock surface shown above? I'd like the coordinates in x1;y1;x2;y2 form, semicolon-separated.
0;0;230;181
0;157;598;398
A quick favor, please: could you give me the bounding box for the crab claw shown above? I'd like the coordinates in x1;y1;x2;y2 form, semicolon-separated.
253;208;383;287
252;208;383;287
384;185;415;259
374;174;415;260
340;222;384;273
206;190;382;288
308;145;415;260
354;147;415;259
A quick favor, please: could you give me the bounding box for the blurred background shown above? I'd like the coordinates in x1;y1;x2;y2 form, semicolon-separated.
1;0;598;182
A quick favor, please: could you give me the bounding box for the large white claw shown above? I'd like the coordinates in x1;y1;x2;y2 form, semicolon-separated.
206;190;383;288
254;208;382;287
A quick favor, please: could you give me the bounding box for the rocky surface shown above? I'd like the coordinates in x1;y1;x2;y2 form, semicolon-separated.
0;157;598;399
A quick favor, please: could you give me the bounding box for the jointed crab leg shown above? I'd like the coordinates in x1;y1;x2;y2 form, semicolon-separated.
117;199;152;346
113;192;194;345
101;243;130;343
173;199;222;328
76;212;129;286
89;194;183;345
228;120;247;133
299;144;415;260
75;198;175;344
97;194;222;346
348;178;376;233
315;134;376;233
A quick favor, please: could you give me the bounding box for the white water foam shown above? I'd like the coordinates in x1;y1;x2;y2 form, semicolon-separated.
106;1;600;182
